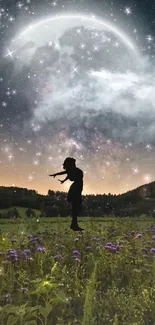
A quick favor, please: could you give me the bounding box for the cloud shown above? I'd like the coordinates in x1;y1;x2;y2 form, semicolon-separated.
29;53;155;144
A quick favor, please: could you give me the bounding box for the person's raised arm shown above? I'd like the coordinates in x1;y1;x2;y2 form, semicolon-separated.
49;171;67;177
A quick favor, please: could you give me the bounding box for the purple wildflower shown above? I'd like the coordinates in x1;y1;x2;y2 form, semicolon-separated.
24;249;31;254
104;242;123;252
37;246;45;252
152;235;155;239
136;233;142;238
104;245;113;249
22;252;28;260
75;258;81;262
72;250;80;255
150;248;155;252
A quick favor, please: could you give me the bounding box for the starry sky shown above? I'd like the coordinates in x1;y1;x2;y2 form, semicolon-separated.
0;0;155;196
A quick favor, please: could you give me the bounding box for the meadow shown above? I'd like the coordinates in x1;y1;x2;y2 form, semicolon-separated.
0;211;155;325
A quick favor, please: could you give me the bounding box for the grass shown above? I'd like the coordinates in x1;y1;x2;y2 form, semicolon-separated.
0;216;155;324
0;206;40;218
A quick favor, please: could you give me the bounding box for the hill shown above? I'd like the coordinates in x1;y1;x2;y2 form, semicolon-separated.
0;181;155;217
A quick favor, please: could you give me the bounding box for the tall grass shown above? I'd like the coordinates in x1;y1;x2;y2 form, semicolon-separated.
0;217;155;324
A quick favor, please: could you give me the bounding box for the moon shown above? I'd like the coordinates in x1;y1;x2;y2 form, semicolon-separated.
12;14;139;56
7;13;150;145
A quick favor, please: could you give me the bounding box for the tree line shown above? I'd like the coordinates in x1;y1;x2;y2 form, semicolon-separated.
0;183;155;218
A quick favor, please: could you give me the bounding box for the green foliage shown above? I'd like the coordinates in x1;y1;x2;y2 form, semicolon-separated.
82;262;97;325
1;218;155;324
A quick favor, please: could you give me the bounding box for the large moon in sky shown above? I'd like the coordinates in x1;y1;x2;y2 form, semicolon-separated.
8;14;154;144
12;14;139;54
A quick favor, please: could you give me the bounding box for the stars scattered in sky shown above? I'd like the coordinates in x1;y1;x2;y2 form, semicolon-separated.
0;0;155;195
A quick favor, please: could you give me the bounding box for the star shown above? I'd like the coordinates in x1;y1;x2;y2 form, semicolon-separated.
4;48;15;59
72;66;79;74
2;101;7;107
8;16;15;22
93;45;99;51
124;7;132;15
146;35;153;42
28;175;34;181
80;43;86;49
8;154;14;161
17;2;23;9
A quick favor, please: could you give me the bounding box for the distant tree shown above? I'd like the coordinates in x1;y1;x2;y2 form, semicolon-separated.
13;207;20;218
26;208;32;218
48;190;55;197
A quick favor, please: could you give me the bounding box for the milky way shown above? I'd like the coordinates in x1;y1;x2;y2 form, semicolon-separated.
0;0;155;195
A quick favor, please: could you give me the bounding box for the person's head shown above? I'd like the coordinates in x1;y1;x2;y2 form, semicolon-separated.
63;157;76;170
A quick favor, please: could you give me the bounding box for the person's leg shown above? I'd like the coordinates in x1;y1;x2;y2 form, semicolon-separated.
70;203;78;227
70;201;84;231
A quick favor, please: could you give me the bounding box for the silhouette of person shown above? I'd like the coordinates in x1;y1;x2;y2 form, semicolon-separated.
49;157;84;231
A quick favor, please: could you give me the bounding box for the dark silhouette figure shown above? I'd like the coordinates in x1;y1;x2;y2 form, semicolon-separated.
49;157;84;231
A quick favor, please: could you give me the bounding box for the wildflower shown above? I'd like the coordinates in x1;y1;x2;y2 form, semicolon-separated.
20;287;28;293
74;238;79;241
4;293;12;304
75;258;81;262
86;246;91;249
152;235;155;239
136;233;142;238
22;252;28;260
104;242;123;252
37;246;45;252
104;245;116;250
7;249;18;261
150;248;155;252
24;249;31;254
72;250;80;255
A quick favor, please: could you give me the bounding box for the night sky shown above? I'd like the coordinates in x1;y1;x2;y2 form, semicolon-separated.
0;0;155;196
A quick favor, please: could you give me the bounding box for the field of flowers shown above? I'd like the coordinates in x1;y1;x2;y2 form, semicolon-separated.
0;216;155;325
